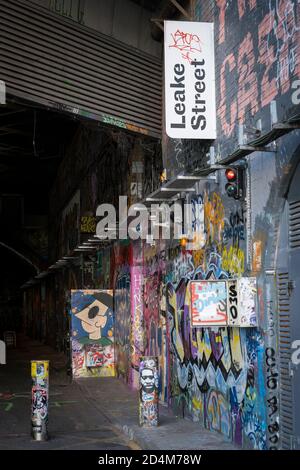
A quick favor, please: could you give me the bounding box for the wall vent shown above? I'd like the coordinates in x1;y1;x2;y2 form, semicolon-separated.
277;271;293;449
289;200;300;249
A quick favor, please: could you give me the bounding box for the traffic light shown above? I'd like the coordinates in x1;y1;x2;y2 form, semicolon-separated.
225;167;244;199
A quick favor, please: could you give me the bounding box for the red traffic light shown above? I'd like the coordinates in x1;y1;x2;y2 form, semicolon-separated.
225;168;237;181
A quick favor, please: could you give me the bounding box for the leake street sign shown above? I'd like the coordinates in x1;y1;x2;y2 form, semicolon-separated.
164;21;216;139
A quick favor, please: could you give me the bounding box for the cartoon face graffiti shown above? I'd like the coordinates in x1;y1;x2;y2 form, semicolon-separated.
74;292;113;341
141;368;156;394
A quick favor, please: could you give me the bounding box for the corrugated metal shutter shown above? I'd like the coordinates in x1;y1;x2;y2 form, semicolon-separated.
289;201;300;249
0;0;162;137
277;271;293;449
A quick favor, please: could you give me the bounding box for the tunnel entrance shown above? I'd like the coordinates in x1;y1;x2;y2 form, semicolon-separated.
0;100;79;342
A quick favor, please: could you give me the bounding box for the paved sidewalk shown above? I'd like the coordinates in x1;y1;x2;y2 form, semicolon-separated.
77;377;237;450
0;335;134;450
0;336;237;450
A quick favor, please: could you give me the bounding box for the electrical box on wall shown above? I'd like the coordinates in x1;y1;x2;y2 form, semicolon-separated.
190;278;257;327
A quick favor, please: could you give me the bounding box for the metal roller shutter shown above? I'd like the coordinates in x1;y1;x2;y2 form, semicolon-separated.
0;0;162;137
277;271;293;449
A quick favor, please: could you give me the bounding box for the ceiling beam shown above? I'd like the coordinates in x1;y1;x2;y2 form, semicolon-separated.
169;0;192;19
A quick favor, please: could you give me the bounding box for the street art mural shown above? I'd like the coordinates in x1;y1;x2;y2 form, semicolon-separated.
166;272;267;448
150;191;267;448
143;242;168;402
126;191;266;449
70;290;115;378
130;264;145;388
139;356;159;427
114;268;131;383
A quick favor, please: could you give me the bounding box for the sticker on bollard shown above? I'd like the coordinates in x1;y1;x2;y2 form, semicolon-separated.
139;356;159;427
31;360;49;441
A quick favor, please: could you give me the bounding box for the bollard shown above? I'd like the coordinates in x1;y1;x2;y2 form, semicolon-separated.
31;360;49;441
139;356;159;427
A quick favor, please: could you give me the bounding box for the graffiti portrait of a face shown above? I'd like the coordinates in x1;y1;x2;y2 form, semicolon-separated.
141;368;155;394
75;293;113;340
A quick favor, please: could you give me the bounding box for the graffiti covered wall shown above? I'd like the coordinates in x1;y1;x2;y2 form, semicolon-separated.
194;0;300;156
127;189;267;449
160;196;265;448
114;262;131;384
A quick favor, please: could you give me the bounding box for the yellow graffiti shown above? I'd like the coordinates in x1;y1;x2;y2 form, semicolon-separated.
221;245;245;276
196;328;212;361
169;288;184;361
230;327;243;371
192;248;205;269
204;192;225;245
192;396;204;412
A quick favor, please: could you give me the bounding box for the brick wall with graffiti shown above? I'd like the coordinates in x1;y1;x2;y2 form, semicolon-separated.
163;0;300;174
202;0;299;155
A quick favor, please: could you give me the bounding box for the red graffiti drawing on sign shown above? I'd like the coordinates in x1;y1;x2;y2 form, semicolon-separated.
169;30;203;63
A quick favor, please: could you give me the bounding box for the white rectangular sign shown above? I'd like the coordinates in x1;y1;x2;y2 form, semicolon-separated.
164;21;216;139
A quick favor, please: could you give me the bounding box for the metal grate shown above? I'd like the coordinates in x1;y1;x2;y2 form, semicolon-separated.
289;201;300;249
277;272;293;449
0;0;162;137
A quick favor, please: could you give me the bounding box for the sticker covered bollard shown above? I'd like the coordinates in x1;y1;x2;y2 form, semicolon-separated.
139;356;159;427
31;360;49;441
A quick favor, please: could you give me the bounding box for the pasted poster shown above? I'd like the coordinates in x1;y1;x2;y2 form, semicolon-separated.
238;277;257;327
227;279;239;326
70;290;115;378
190;280;227;326
139;356;159;427
227;278;257;327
